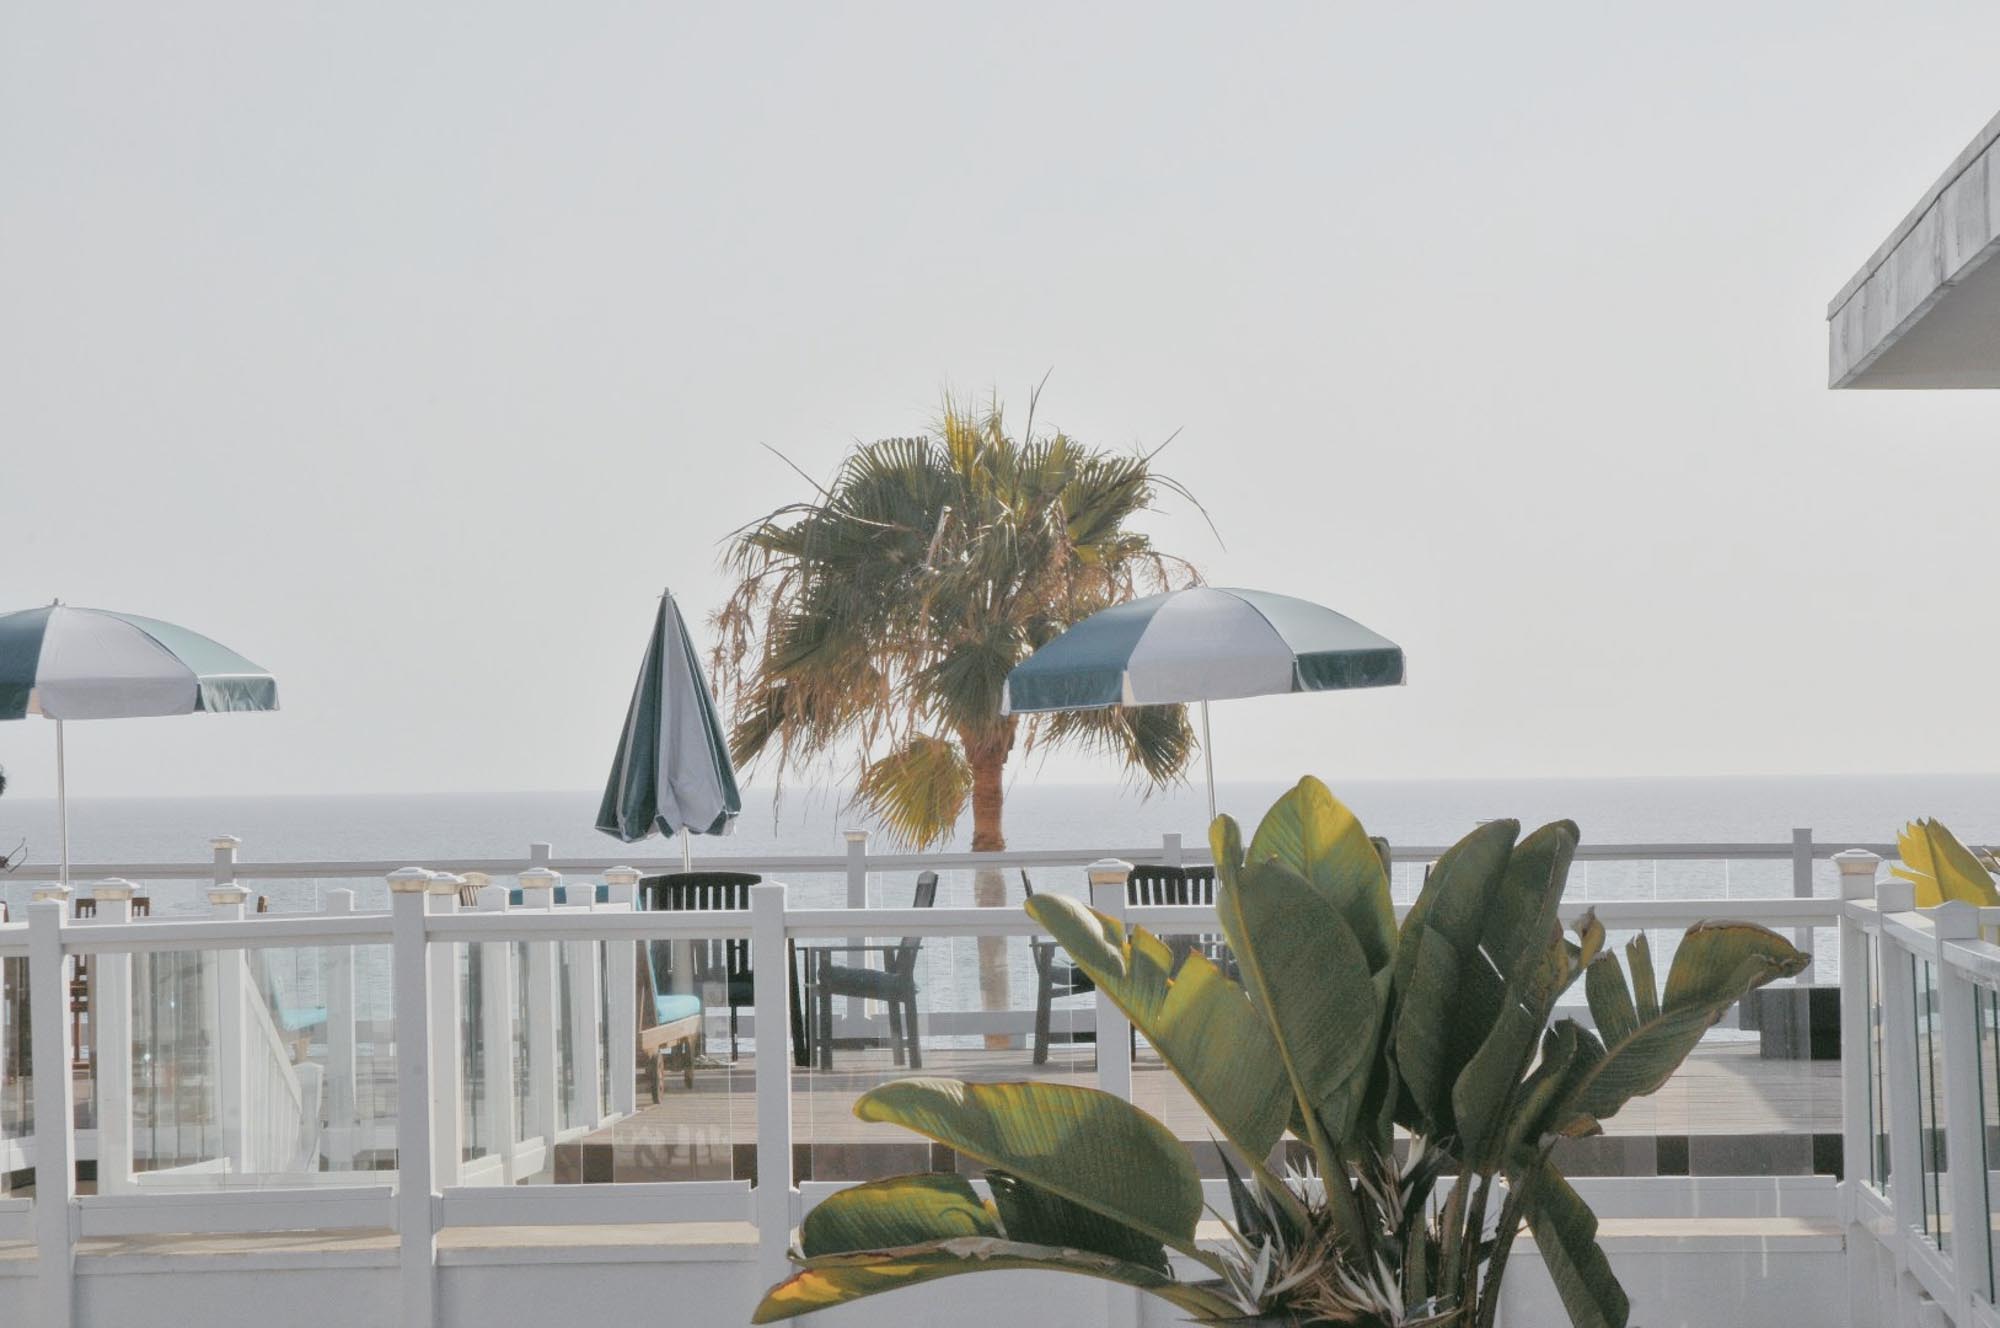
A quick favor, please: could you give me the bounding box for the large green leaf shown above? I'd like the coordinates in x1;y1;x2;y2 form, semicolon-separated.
1449;834;1587;1166
751;1238;1243;1323
1557;923;1807;1131
986;1170;1169;1273
1517;1164;1628;1328
1024;892;1291;1159
853;1079;1209;1260
1215;856;1381;1148
1244;776;1397;972
800;1174;998;1257
1390;819;1518;1134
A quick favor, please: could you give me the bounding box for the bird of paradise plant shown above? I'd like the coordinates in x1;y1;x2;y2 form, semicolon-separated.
752;778;1808;1326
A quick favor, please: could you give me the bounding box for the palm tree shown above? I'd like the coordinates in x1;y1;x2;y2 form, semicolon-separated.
714;390;1207;1026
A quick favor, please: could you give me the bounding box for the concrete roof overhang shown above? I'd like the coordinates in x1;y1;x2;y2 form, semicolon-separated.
1830;109;2000;388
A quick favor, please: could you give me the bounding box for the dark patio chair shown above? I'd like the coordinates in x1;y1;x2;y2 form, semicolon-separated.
1024;864;1227;1066
639;870;808;1066
808;871;938;1071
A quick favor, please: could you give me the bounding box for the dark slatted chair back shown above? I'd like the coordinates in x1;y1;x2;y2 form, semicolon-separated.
1123;864;1219;906
889;871;940;977
639;870;763;984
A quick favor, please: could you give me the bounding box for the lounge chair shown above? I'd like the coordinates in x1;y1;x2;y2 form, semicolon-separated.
804;871;938;1071
636;939;703;1100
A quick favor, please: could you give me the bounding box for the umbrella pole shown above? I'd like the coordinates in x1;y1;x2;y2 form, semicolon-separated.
55;719;68;887
680;826;692;874
1200;700;1216;827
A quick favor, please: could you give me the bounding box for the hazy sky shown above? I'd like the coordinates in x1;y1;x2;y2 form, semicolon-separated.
6;3;2000;802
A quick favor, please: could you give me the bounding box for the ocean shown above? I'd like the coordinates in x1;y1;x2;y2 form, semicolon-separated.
0;771;1990;912
1;772;1977;1029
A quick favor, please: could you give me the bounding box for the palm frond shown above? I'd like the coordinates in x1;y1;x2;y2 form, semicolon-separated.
851;735;974;850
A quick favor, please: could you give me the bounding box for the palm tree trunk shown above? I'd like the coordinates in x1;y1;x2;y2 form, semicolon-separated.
968;744;1011;1050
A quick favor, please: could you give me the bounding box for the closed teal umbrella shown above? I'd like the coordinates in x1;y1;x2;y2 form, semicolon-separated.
596;590;741;868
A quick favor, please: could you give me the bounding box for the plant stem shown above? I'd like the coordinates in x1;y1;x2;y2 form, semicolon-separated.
1473;1167;1540;1328
1459;1175;1492;1319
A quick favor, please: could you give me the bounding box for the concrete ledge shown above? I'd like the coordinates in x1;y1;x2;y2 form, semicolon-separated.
1830;108;2000;387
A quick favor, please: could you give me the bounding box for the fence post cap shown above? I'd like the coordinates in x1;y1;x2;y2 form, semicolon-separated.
1932;898;1981;939
1832;848;1882;872
386;867;434;894
603;866;642;887
1876;878;1917;913
206;884;252;907
843;829;870;845
426;872;465;895
1087;857;1134;886
209;834;242;851
30;883;71;903
91;879;137;901
518;867;560;890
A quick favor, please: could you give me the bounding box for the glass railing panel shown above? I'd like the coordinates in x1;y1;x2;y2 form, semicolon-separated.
1915;957;1949;1251
1554;926;1840;1181
794;920;1096;1187
103;940;398;1193
1870;939;1890;1193
0;952;28;1196
483;931;753;1186
1977;983;1999;1303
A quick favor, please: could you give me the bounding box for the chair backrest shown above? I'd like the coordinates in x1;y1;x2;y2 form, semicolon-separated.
640;871;764;983
1127;864;1194;906
889;871;939;977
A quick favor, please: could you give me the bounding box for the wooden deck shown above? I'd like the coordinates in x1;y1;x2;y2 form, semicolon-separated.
555;1041;1843;1184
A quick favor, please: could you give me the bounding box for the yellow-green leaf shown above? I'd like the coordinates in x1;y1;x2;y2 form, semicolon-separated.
1892;819;2000;907
752;1238;1242;1323
800;1174;998;1257
852;1079;1208;1260
1244;776;1397;972
1216;857;1381;1148
1024;893;1291;1160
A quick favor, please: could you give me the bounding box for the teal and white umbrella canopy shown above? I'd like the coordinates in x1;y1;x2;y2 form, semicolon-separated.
0;603;279;883
1001;586;1404;819
596;590;742;866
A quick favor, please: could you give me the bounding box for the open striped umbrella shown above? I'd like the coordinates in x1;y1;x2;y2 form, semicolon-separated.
0;602;279;884
596;590;741;868
1001;586;1404;821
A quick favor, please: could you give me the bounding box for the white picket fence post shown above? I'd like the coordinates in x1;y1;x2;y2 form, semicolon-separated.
28;886;75;1328
1875;878;1928;1286
603;867;641;1119
90;879;137;1194
388;867;437;1327
843;830;869;909
209;881;252;1171
750;882;795;1294
1834;849;1880;1220
426;874;464;1190
322;888;359;1171
1086;858;1141;1328
1791;827;1815;964
475;884;520;1182
518;867;561;1150
563;883;604;1129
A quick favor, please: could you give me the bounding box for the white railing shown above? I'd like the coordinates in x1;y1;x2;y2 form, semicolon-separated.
0;835;1873;1328
1838;851;2000;1328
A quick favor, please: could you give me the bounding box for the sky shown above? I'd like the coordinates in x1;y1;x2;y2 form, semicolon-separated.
5;3;2000;802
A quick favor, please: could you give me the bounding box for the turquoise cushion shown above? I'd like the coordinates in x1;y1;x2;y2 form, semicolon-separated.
653;993;703;1027
278;1006;327;1032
